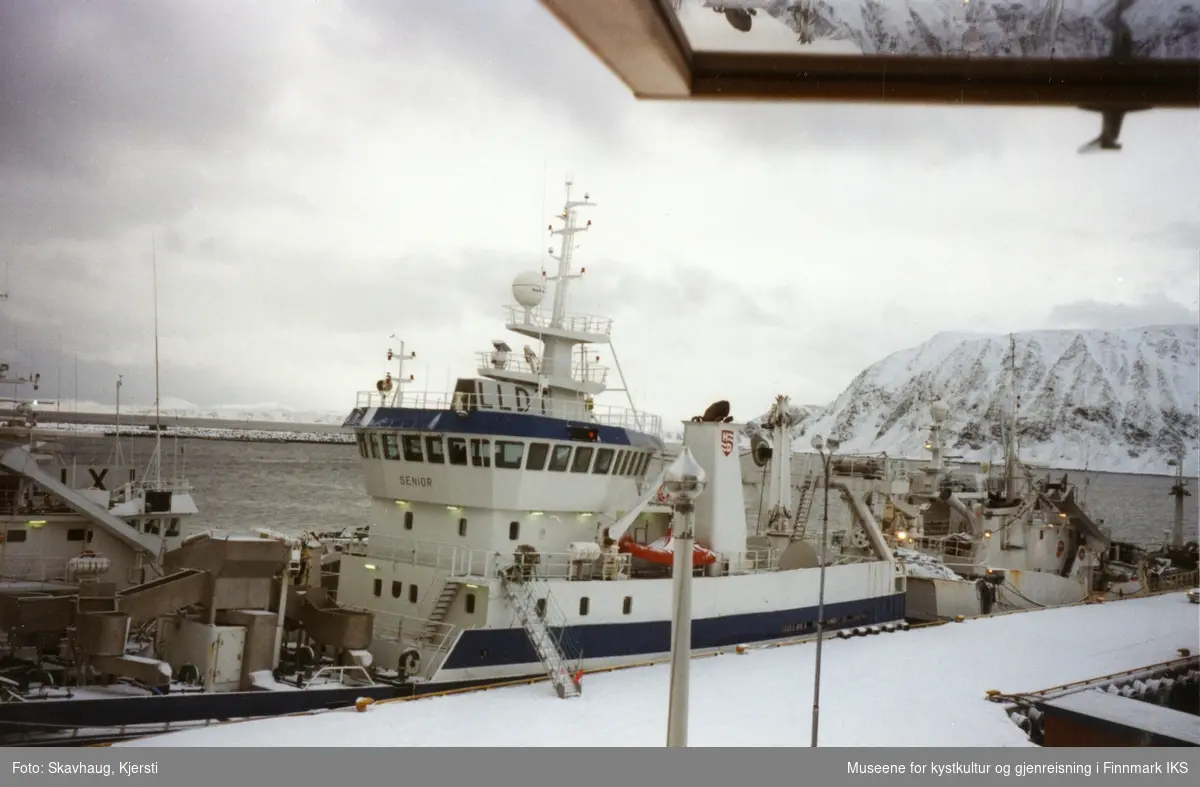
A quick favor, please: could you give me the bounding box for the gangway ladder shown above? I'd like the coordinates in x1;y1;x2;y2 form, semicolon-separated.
418;580;461;645
500;573;581;699
790;471;818;539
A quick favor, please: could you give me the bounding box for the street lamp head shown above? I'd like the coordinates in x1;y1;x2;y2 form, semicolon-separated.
825;437;841;452
810;434;824;452
661;447;707;505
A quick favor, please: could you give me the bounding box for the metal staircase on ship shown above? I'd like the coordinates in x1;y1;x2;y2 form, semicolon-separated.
791;471;818;539
499;564;582;699
417;580;461;647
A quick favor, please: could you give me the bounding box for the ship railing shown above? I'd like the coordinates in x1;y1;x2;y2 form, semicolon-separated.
112;478;195;503
301;665;376;688
1148;569;1200;593
349;535;496;578
350;534;634;582
722;548;781;575
502;306;613;336
499;550;633;582
905;534;975;559
475;353;609;386
0;554;72;583
352;390;663;436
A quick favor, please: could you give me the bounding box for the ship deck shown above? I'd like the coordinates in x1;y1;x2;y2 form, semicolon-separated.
115;592;1197;747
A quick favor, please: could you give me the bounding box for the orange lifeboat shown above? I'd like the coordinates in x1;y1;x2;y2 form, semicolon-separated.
618;531;717;568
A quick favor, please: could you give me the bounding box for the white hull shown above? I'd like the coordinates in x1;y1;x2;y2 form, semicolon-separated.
350;557;905;685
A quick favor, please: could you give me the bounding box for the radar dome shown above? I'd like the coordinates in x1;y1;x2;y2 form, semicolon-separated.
930;400;951;424
512;271;546;309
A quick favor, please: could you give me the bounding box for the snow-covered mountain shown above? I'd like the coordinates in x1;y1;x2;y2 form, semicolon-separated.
33;397;348;426
745;325;1200;476
681;0;1200;59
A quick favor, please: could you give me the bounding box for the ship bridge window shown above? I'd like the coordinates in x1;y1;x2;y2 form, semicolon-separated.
634;453;650;476
614;450;629;475
166;518;181;537
401;435;423;462
368;434;381;459
409;585;418;603
67;528;92;542
458;517;468;537
593;448;615;474
509;521;520;540
382;434;401;460
448;437;468;465
567;425;600;442
391;580;402;598
579;597;590;616
625;453;638;476
404;511;414;530
426;436;446;464
623;453;639;476
496;441;525;469
355;432;368;458
470;439;492;468
525;442;549;470
464;593;476;614
373;578;382;597
1;528;27;543
570;447;595;473
548;445;572;472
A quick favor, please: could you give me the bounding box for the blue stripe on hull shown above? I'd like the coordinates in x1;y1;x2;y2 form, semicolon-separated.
442;593;906;671
345;407;664;450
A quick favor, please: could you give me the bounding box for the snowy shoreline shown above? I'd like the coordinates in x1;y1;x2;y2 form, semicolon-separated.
33;421;356;446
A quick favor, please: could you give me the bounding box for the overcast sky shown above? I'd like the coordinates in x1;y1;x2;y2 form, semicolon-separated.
1;0;1197;425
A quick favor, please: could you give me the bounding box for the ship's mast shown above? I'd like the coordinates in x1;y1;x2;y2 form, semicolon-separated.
546;180;595;329
1003;334;1019;499
145;237;163;487
1167;456;1190;548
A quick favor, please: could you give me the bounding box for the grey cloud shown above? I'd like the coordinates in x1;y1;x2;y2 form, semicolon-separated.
1047;294;1200;330
343;0;636;146
0;322;235;409
0;0;300;246
567;257;789;331
3;240;527;354
1139;221;1200;251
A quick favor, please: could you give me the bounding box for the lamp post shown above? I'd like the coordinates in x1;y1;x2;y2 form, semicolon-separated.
664;447;707;748
809;432;839;748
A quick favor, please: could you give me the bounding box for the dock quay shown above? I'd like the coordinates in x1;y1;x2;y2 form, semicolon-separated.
111;590;1198;747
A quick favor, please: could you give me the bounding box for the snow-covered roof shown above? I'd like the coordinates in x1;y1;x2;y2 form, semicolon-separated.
115;592;1196;748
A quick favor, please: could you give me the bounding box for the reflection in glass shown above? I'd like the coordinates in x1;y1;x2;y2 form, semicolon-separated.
668;0;1199;60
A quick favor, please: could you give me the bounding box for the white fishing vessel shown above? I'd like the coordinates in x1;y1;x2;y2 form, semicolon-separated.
0;275;376;732
1;370;200;592
871;397;1198;620
336;182;906;697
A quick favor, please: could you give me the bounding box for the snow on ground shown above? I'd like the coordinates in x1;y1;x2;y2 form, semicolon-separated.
117;593;1197;748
